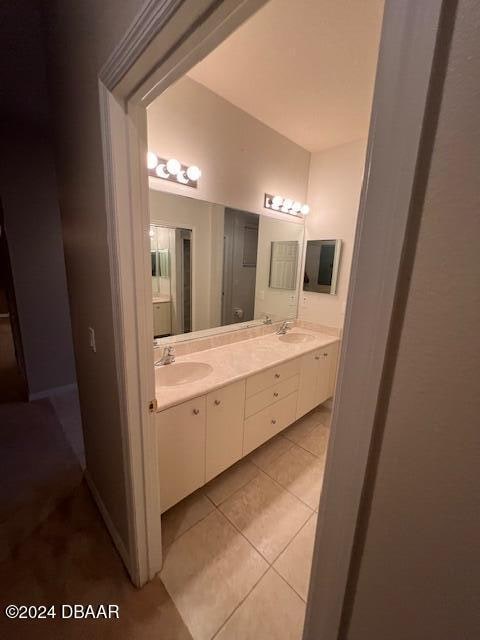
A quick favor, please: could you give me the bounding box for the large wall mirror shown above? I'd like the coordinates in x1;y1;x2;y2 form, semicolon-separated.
303;239;342;295
149;189;304;341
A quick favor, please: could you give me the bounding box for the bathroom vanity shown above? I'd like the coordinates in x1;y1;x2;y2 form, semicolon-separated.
155;326;339;512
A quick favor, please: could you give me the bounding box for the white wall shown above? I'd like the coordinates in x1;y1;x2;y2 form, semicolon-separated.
299;138;367;329
345;2;480;637
149;189;224;332
147;76;310;220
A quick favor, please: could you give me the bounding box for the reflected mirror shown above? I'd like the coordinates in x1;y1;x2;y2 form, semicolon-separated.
303;239;342;295
149;189;304;340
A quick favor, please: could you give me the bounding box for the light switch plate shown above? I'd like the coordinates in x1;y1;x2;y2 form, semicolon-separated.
88;327;96;353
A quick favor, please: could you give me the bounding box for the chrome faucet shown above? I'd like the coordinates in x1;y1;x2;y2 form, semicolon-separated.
155;345;175;366
263;313;273;325
276;321;293;335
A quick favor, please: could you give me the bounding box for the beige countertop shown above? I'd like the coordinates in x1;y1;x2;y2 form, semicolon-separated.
155;327;340;412
153;295;171;304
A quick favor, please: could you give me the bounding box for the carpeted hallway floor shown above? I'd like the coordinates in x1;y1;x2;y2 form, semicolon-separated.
0;399;191;639
0;482;192;640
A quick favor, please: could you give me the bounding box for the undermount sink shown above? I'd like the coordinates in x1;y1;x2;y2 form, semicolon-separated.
155;362;213;386
279;332;316;344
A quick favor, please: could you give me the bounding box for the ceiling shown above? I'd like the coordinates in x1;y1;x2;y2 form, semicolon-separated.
188;0;384;153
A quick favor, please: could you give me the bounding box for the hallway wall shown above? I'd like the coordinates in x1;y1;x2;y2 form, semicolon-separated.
0;0;76;398
42;0;145;568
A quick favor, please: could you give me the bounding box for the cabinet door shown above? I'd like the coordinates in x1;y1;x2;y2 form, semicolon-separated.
296;350;322;419
326;341;340;398
315;349;331;406
153;302;172;336
206;380;246;482
157;396;206;512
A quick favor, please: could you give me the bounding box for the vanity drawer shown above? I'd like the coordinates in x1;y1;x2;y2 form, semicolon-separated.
243;392;298;455
245;374;299;418
245;358;301;397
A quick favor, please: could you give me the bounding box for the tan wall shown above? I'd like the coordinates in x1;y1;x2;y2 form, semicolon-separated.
42;0;144;550
147;76;310;217
299;139;367;330
345;2;480;637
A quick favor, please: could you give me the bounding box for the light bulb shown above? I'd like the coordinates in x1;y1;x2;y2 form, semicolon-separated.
272;195;283;207
186;165;201;181
166;158;181;175
155;163;169;179
147;152;159;169
292;201;302;213
281;206;289;213
271;203;280;210
149;228;155;238
283;198;293;210
301;204;310;215
177;170;189;184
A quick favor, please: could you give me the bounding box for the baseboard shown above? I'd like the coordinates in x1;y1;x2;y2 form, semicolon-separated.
29;382;77;402
84;470;132;577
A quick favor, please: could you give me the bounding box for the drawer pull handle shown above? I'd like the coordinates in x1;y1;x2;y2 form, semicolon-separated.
193;409;200;415
314;356;320;360
271;419;277;424
273;392;279;398
323;353;328;357
274;373;281;379
214;399;221;406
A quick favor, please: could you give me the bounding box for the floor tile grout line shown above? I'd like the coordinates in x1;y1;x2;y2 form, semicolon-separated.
215;471;314;569
203;463;259;508
272;508;318;578
163;434;327;554
270;564;309;604
255;452;322;512
210;562;271;639
163;410;330;545
248;436;295;471
215;500;274;567
161;500;217;557
274;508;317;565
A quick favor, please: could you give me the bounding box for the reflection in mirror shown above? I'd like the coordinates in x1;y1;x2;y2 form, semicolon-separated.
303;239;342;295
269;241;299;290
149;189;305;341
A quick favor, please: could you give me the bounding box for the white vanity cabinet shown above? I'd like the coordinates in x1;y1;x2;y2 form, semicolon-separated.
153;301;171;337
206;380;246;482
156;338;340;512
158;396;206;513
296;342;338;419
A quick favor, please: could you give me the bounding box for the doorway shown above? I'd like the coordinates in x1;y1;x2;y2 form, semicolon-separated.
222;208;259;326
0;201;27;403
98;1;444;636
151;223;192;338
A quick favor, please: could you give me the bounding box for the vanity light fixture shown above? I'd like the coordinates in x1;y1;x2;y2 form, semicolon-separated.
264;193;310;216
147;152;201;188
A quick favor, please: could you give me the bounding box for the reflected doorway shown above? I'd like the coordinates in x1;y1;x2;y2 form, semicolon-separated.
222;208;259;325
151;224;192;339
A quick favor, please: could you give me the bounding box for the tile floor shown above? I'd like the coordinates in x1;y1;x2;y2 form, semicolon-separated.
160;404;331;640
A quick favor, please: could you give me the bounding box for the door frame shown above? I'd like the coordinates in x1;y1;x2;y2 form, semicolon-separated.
97;1;445;636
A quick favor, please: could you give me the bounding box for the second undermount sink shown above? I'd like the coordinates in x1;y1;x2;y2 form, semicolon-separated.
155;362;213;386
279;332;316;344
